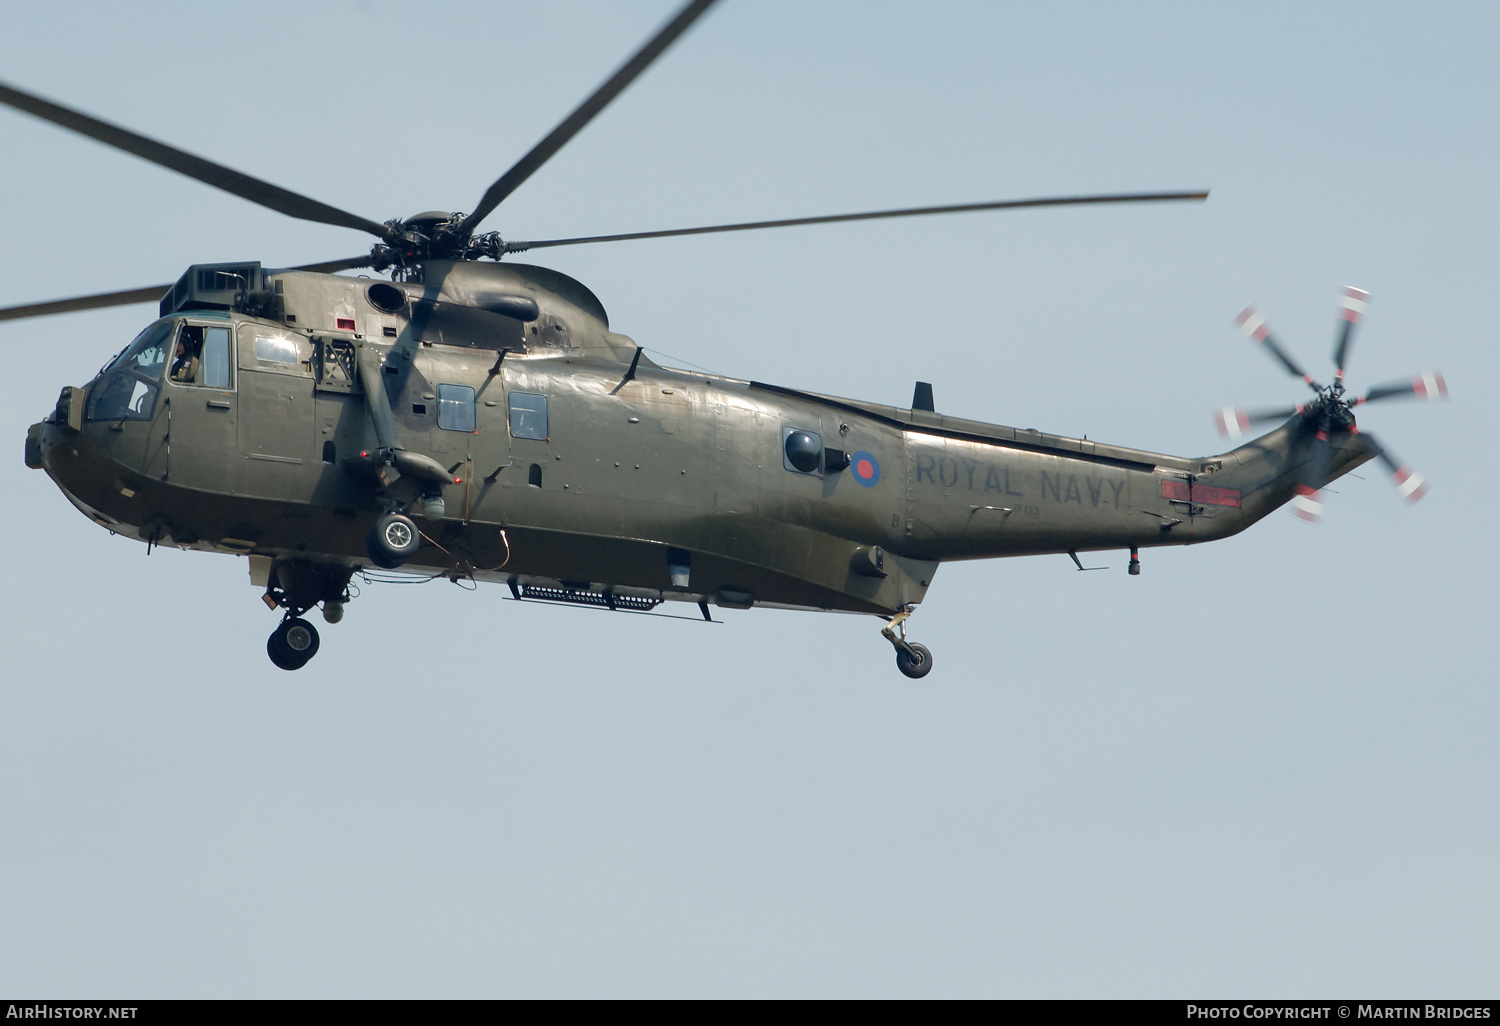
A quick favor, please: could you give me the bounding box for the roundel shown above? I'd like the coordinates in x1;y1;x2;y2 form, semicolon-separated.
851;451;881;488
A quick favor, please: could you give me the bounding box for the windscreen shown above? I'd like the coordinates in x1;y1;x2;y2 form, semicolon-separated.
87;320;176;422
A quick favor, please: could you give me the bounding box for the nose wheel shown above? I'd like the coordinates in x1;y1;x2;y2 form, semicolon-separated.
881;608;934;679
268;616;320;671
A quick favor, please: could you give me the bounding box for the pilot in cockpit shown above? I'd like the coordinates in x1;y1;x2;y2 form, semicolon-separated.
170;327;202;383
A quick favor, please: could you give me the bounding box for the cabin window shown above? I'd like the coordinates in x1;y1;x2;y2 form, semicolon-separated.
253;335;300;365
241;330;312;376
437;384;477;432
509;391;548;440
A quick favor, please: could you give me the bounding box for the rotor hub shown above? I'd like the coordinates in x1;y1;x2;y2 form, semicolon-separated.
368;212;506;275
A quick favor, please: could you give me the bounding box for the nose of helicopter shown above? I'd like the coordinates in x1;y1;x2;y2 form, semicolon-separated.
25;385;80;471
24;418;47;470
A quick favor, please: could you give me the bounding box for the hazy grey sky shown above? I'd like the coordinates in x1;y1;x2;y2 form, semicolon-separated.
1;0;1495;997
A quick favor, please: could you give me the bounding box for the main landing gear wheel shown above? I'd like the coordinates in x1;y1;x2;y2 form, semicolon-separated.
896;642;933;679
268;616;320;671
366;512;421;569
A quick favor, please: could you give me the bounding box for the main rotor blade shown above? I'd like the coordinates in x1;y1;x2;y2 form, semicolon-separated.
0;256;371;323
285;256;374;274
501;190;1211;253
1332;286;1369;379
460;0;720;235
0;283;172;322
1357;371;1448;405
1234;305;1322;392
0;79;391;240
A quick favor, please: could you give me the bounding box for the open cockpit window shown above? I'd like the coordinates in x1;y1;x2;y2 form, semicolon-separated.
169;325;232;388
87;319;175;422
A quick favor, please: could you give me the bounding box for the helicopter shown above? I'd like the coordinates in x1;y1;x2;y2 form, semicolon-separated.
3;0;1447;677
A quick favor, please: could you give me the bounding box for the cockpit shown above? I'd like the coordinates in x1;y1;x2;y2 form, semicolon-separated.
85;318;233;422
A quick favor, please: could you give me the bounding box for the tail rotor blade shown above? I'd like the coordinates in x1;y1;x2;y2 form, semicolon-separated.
1332;286;1370;379
1358;371;1448;406
1289;482;1327;524
1214;405;1303;439
1363;432;1430;504
1235;305;1322;392
1289;427;1336;524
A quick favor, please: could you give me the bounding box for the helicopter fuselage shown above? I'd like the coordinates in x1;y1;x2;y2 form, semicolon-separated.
26;260;1377;620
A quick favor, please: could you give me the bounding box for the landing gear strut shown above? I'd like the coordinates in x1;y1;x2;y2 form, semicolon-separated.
882;607;933;679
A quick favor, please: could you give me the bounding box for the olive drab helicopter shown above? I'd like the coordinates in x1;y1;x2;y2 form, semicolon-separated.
4;0;1447;676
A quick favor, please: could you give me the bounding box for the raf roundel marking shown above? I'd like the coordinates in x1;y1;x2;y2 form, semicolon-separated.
851;451;880;487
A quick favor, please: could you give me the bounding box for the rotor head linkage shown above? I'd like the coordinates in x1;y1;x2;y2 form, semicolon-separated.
365;212;505;274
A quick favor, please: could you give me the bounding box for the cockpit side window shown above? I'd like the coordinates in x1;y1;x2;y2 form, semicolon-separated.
168;325;232;388
171;326;203;383
87;320;176;422
202;327;231;388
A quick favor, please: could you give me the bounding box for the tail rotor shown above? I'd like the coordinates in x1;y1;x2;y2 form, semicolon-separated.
1216;287;1445;522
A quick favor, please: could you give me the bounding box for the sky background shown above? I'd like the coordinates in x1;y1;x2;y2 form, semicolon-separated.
1;0;1495;998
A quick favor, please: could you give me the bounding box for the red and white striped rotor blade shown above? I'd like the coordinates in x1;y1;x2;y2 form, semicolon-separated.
1235;305;1322;391
1364;433;1430;505
1214;407;1250;440
1289;484;1326;524
1214;405;1302;439
1332;286;1370;379
1288;427;1337;525
1358;370;1448;406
